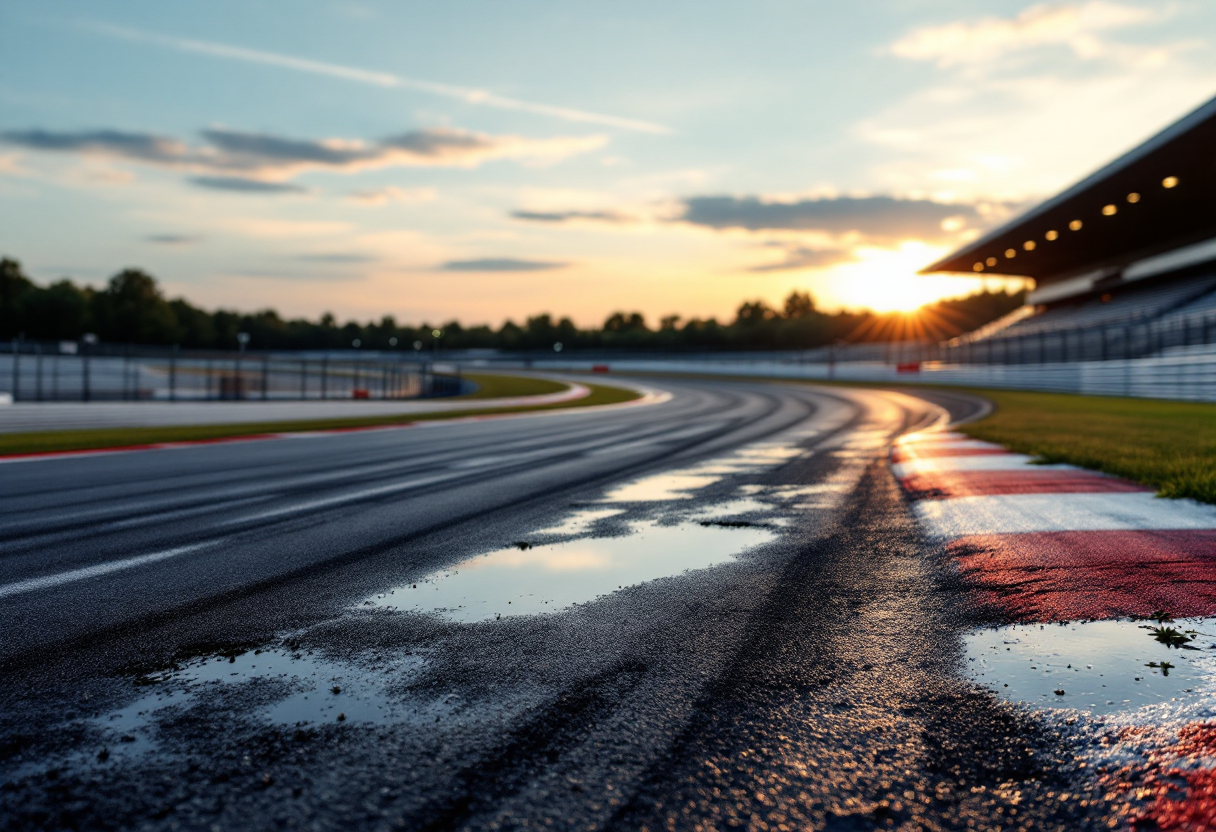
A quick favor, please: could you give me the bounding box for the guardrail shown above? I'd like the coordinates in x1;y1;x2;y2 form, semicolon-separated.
508;346;1216;403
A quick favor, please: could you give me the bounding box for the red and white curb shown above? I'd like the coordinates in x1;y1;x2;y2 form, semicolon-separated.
894;431;1216;622
894;428;1216;829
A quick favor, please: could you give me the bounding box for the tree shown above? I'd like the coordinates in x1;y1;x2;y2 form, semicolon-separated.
0;256;1027;352
734;300;775;326
25;280;92;340
170;299;216;348
783;291;816;319
91;269;182;344
603;311;647;333
0;258;36;338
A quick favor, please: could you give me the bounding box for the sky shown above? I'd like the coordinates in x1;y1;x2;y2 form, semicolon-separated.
1;1;1215;326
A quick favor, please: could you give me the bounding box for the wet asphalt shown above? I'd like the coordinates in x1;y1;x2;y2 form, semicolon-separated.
0;378;1112;830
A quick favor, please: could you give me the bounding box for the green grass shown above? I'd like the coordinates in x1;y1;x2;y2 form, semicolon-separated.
953;389;1216;505
455;372;569;399
0;379;640;457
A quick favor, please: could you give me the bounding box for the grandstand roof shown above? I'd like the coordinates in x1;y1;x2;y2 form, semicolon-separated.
923;93;1216;286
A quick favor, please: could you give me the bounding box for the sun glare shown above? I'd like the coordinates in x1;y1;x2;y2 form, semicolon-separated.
816;241;1000;314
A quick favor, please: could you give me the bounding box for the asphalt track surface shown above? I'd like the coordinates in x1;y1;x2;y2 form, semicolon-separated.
0;382;590;433
1;378;1110;830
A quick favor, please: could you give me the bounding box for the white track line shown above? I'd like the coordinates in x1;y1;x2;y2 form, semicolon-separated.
913;492;1216;538
0;541;220;599
222;471;460;525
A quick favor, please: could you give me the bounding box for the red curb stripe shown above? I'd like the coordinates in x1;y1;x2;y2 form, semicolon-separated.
897;469;1151;499
895;432;1216;828
947;529;1216;622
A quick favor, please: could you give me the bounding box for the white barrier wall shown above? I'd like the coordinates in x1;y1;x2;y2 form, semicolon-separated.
529;345;1216;403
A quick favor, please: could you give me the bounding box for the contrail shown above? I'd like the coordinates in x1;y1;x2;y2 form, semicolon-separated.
84;21;672;136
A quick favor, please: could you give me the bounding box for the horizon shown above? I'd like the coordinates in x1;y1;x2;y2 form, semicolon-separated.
1;256;1025;337
2;2;1214;326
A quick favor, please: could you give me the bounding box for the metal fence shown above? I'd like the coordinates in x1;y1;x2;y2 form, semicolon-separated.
801;306;1216;366
528;345;1216;403
0;341;463;403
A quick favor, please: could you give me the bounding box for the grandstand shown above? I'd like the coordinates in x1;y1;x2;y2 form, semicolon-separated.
924;92;1216;364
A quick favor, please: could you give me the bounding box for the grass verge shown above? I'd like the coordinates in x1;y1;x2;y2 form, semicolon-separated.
0;380;640;457
455;372;569;399
952;389;1216;505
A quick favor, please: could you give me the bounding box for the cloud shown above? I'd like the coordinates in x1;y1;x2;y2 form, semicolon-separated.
0;154;29;174
440;258;568;272
0;128;190;163
227;269;366;283
891;2;1163;67
748;245;857;273
216;218;353;238
189;176;308;193
347;186;435;205
0;125;605;184
867;3;1205;201
511;209;632;224
144;234;200;245
678;195;979;240
84;20;672;134
296;253;376;263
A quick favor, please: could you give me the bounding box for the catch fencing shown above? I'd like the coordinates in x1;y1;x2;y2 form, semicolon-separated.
799;306;1216;366
527;345;1216;403
0;341;462;403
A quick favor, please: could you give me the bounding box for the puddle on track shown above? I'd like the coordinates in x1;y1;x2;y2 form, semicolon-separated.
91;648;427;760
965;618;1216;715
600;442;809;502
367;430;866;625
372;520;776;623
532;507;626;536
600;473;722;502
687;497;771;520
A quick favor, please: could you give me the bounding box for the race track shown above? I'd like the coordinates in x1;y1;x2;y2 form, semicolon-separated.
1;377;1106;831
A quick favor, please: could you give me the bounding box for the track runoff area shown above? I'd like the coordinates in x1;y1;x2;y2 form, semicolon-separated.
2;371;1214;829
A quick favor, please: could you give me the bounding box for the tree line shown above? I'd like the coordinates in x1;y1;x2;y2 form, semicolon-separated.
0;257;1024;352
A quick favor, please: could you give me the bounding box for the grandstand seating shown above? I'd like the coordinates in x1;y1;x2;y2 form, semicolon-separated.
996;274;1216;338
1157;283;1216;320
